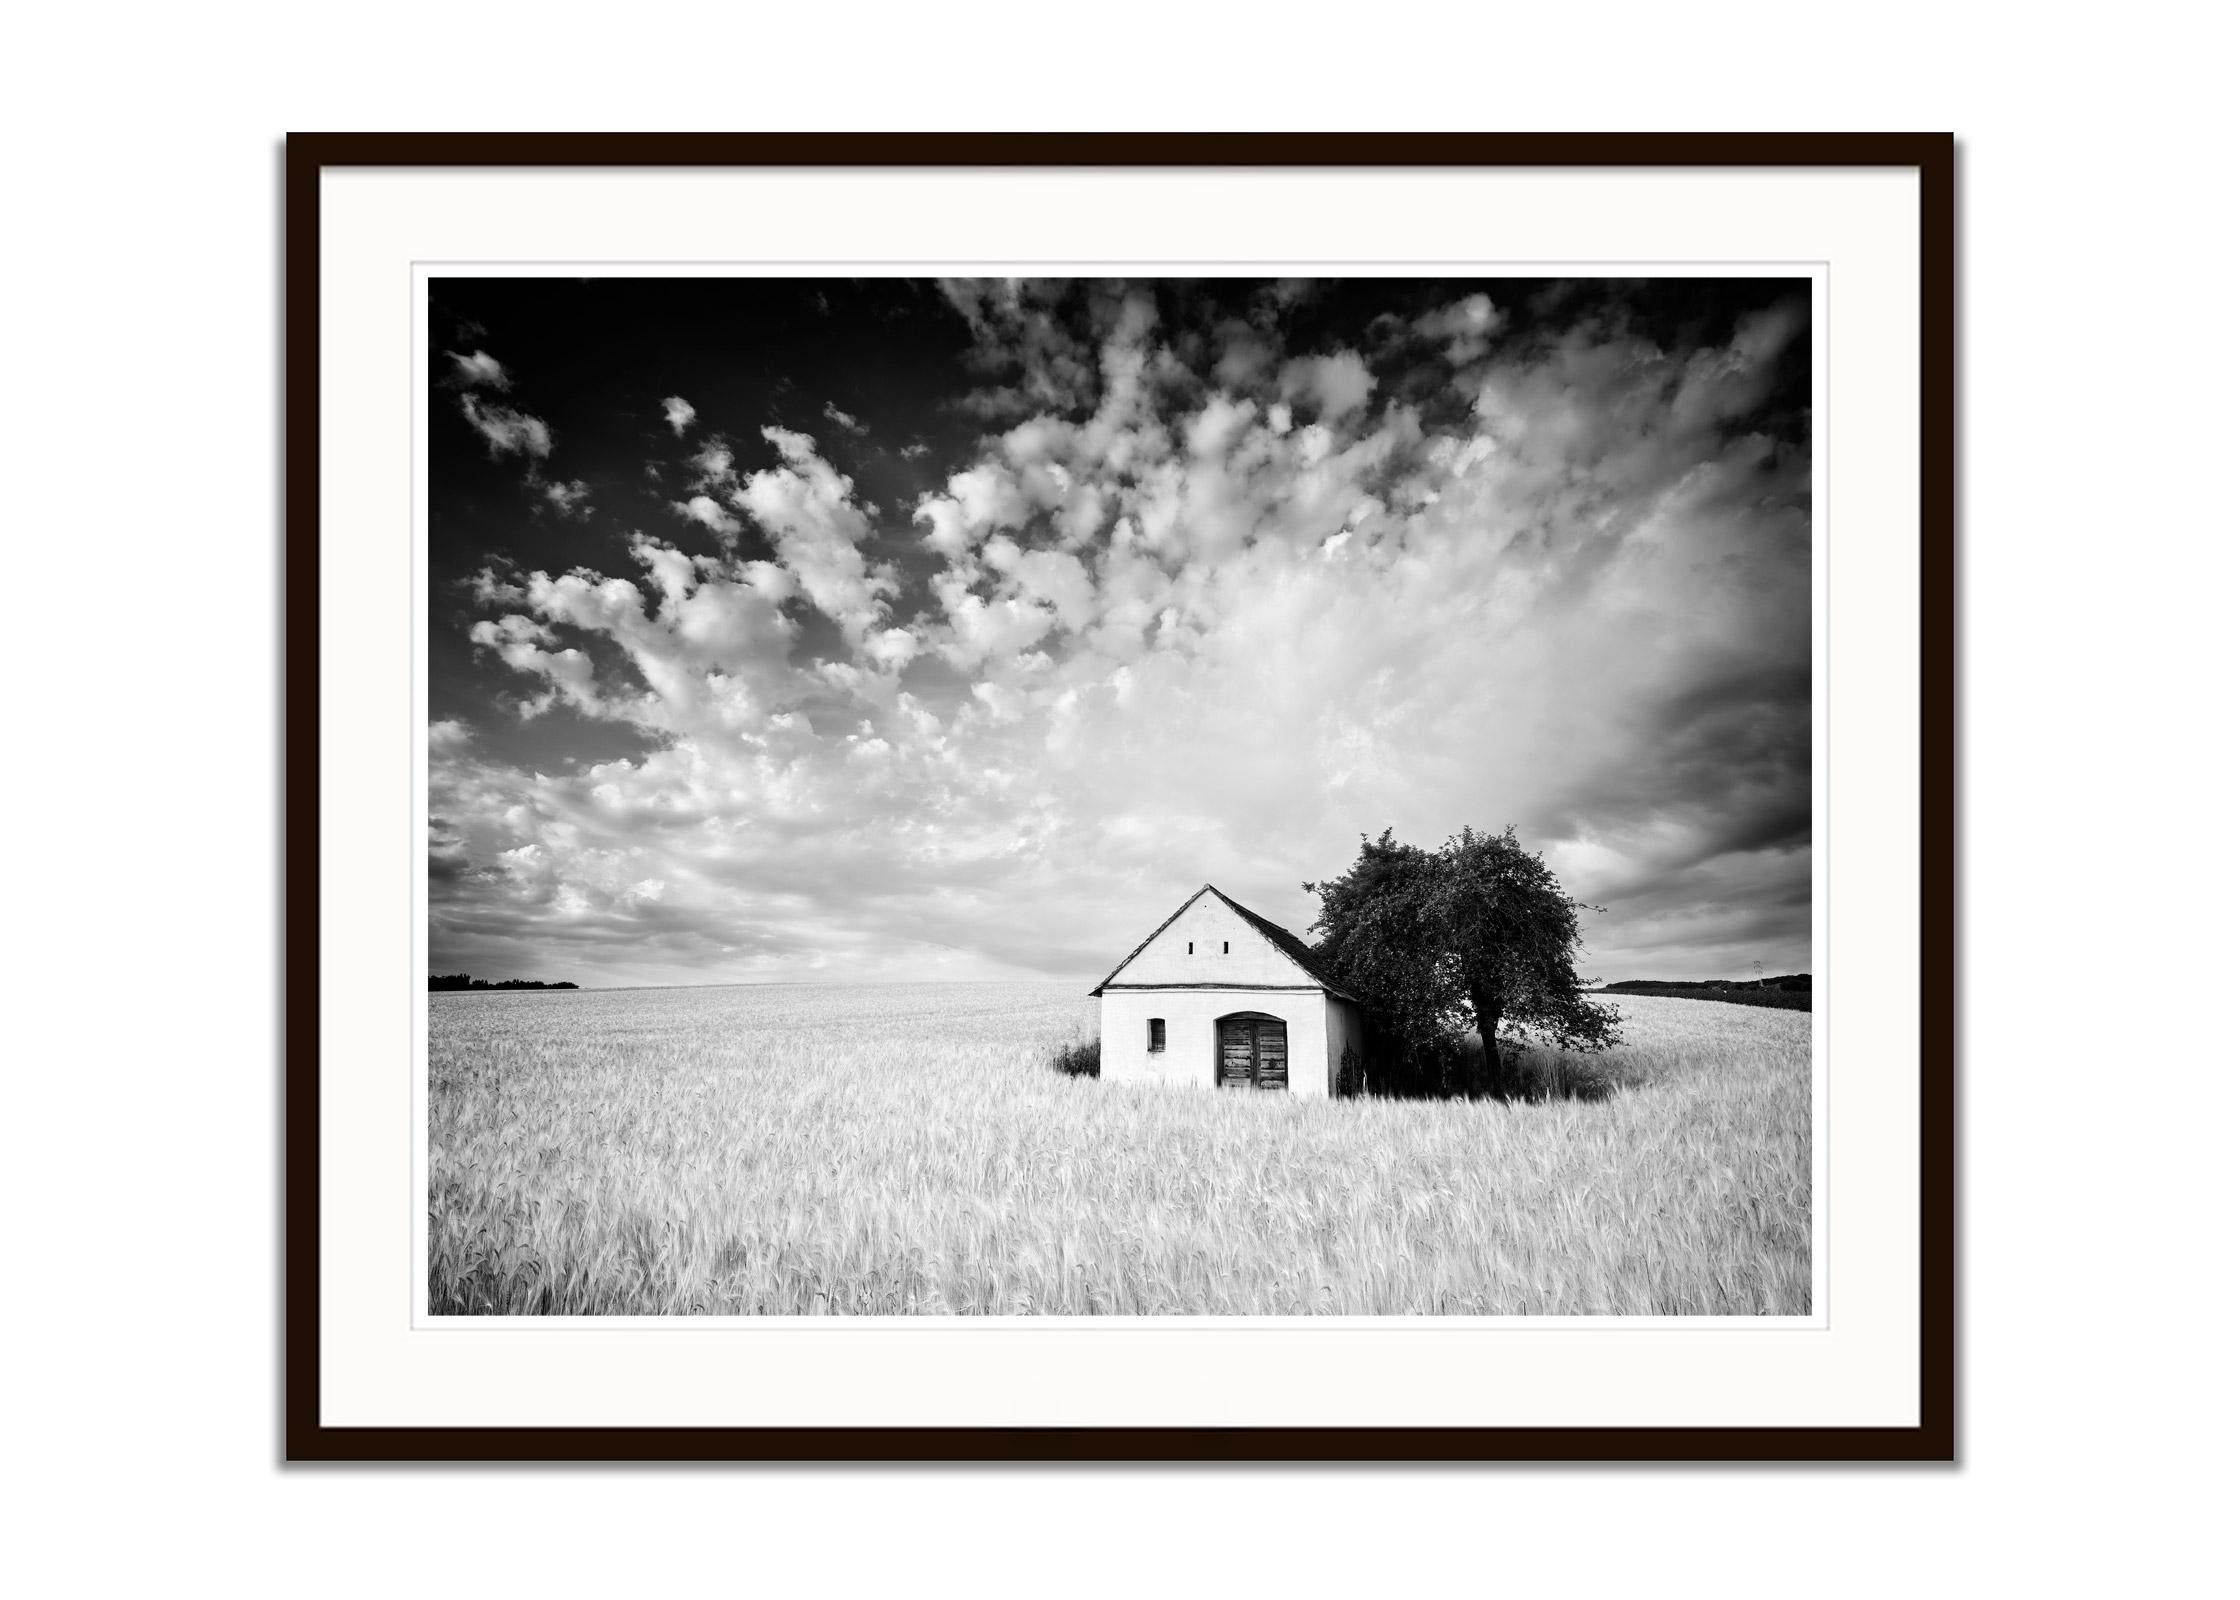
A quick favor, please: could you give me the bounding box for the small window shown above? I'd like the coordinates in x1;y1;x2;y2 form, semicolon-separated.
1147;1018;1166;1052
1222;941;1229;954
1187;941;1193;954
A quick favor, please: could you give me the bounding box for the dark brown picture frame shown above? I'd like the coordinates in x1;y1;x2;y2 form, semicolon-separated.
284;131;1956;1463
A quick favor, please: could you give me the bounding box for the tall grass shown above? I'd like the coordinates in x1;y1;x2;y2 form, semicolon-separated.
428;985;1809;1316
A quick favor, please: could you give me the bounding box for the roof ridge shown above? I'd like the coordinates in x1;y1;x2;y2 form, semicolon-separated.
1091;883;1356;1002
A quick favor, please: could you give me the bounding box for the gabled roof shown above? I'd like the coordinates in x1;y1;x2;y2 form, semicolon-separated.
1203;885;1353;996
1088;884;1357;1002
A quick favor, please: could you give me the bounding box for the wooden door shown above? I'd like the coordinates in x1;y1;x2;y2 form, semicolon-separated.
1217;1016;1287;1091
1252;1021;1287;1090
1218;1017;1257;1089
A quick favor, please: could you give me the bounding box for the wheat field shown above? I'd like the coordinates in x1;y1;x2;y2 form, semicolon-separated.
427;983;1810;1316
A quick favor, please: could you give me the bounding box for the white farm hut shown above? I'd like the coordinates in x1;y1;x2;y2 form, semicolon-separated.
1091;885;1366;1097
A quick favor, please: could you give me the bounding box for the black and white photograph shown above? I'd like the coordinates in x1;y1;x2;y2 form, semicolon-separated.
425;273;1817;1318
22;10;2240;1580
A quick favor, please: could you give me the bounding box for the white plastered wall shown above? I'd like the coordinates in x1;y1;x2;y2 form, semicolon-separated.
1098;988;1331;1097
1323;995;1366;1093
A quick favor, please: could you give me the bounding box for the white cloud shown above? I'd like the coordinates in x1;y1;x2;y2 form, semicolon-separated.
1413;292;1503;364
468;537;803;742
930;569;1059;668
914;495;972;559
459;394;553;459
468;613;601;719
446;349;510;389
661;395;697;435
821;401;867;435
1278;351;1376;422
688;441;735;489
542;479;592;519
672;493;743;543
732;427;897;645
468;566;526;606
1002;547;1097;632
864;628;918;672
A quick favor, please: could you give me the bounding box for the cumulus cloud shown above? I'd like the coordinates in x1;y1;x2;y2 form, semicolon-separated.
672;493;743;543
465;535;803;737
913;461;1031;560
661;395;697;435
731;427;898;645
1279;350;1376;421
1413;292;1502;364
542;479;592;519
687;441;735;489
821;401;867;435
432;280;1812;987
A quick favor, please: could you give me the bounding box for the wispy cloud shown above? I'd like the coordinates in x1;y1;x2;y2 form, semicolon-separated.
459;394;553;459
446;349;511;389
687;440;734;489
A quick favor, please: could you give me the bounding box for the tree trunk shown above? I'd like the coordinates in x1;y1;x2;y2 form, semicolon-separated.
1468;980;1508;1099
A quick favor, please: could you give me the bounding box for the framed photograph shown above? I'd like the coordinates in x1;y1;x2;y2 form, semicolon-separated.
286;133;1954;1460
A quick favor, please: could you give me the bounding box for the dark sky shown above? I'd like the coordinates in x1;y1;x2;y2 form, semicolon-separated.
428;276;1812;987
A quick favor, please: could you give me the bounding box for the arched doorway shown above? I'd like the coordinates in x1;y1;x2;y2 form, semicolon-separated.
1215;1013;1288;1091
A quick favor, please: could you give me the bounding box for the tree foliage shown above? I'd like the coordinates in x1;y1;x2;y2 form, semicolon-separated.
1306;826;1621;1097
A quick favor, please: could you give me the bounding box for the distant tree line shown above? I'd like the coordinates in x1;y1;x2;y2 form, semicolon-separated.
428;974;579;992
1599;978;1810;1012
1603;974;1811;992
